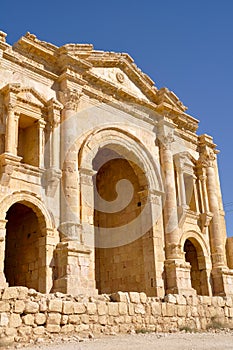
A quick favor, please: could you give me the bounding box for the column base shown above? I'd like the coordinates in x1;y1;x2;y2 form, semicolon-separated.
212;267;233;296
52;241;98;296
165;259;196;296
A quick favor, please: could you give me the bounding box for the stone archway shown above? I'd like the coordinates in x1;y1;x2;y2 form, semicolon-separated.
78;127;165;296
4;203;42;290
0;192;57;293
183;237;210;296
93;147;150;294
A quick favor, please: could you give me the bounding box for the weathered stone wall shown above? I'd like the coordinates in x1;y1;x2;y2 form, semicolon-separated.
1;287;233;345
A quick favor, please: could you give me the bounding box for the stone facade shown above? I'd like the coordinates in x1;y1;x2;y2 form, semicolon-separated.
0;30;232;299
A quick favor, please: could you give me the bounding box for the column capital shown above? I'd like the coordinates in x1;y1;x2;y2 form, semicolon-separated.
198;148;216;168
157;119;175;151
59;88;81;112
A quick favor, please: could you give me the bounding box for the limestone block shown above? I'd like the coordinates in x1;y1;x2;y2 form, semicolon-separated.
87;302;97;315
191;306;199;317
14;301;25;313
89;315;98;323
164;294;177;304
25;301;39;314
162;303;177;317
108;303;119;316
62;301;74;314
68;314;80;324
110;292;128;302
18;326;32;336
61;315;69;325
129;292;140;303
48;299;63;313
134;304;145;315
35;313;46;325
0;313;9;326
74;303;86;314
33;327;45;335
99;315;107;325
151;302;161;316
229;308;233;317
0;301;10;312
81;314;89;324
201;296;212;305
119;302;127;315
177;305;186;317
17;287;28;300
23;314;35;326
176;295;186;305
39;299;47;312
9;313;22;328
2;287;18;299
139;292;147;304
47;313;61;325
128;303;135;316
46;325;61;333
75;324;89;332
225;297;233;307
61;324;75;333
97;302;107;316
5;327;17;337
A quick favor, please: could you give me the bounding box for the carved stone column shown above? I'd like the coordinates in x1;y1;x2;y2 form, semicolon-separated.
52;89;97;295
198;136;228;295
43;100;62;197
38;119;46;168
158;121;195;295
158;124;180;259
5;105;19;156
59;89;81;232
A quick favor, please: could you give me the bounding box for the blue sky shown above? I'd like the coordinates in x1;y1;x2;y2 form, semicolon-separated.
1;1;233;233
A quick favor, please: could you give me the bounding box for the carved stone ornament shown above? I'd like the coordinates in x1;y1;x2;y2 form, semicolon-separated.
116;72;125;83
59;89;81;112
198;148;216;168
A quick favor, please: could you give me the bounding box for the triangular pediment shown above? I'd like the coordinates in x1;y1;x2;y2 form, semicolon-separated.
90;66;151;102
17;88;47;107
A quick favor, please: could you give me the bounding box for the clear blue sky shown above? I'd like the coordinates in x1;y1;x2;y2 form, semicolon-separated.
1;1;233;234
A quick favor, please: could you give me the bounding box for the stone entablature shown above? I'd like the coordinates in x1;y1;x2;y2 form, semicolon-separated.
0;30;232;300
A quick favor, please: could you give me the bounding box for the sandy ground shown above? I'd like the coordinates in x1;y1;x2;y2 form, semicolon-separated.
21;332;233;350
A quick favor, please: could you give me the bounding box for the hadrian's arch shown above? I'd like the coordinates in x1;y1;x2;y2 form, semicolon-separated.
78;127;165;296
180;231;212;296
0;192;56;294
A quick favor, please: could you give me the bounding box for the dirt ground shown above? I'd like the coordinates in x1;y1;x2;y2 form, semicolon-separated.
21;332;233;350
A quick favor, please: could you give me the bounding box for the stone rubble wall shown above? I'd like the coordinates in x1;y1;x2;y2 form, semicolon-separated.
1;287;233;344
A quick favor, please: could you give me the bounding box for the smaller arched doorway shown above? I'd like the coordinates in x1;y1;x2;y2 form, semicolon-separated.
4;202;45;291
184;238;209;296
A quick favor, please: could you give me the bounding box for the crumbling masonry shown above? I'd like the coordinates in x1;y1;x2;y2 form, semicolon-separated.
0;30;233;300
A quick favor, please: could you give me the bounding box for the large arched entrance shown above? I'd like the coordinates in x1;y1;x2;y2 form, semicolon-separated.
0;193;57;293
94;147;151;294
4;202;43;291
79;128;164;296
184;238;209;295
